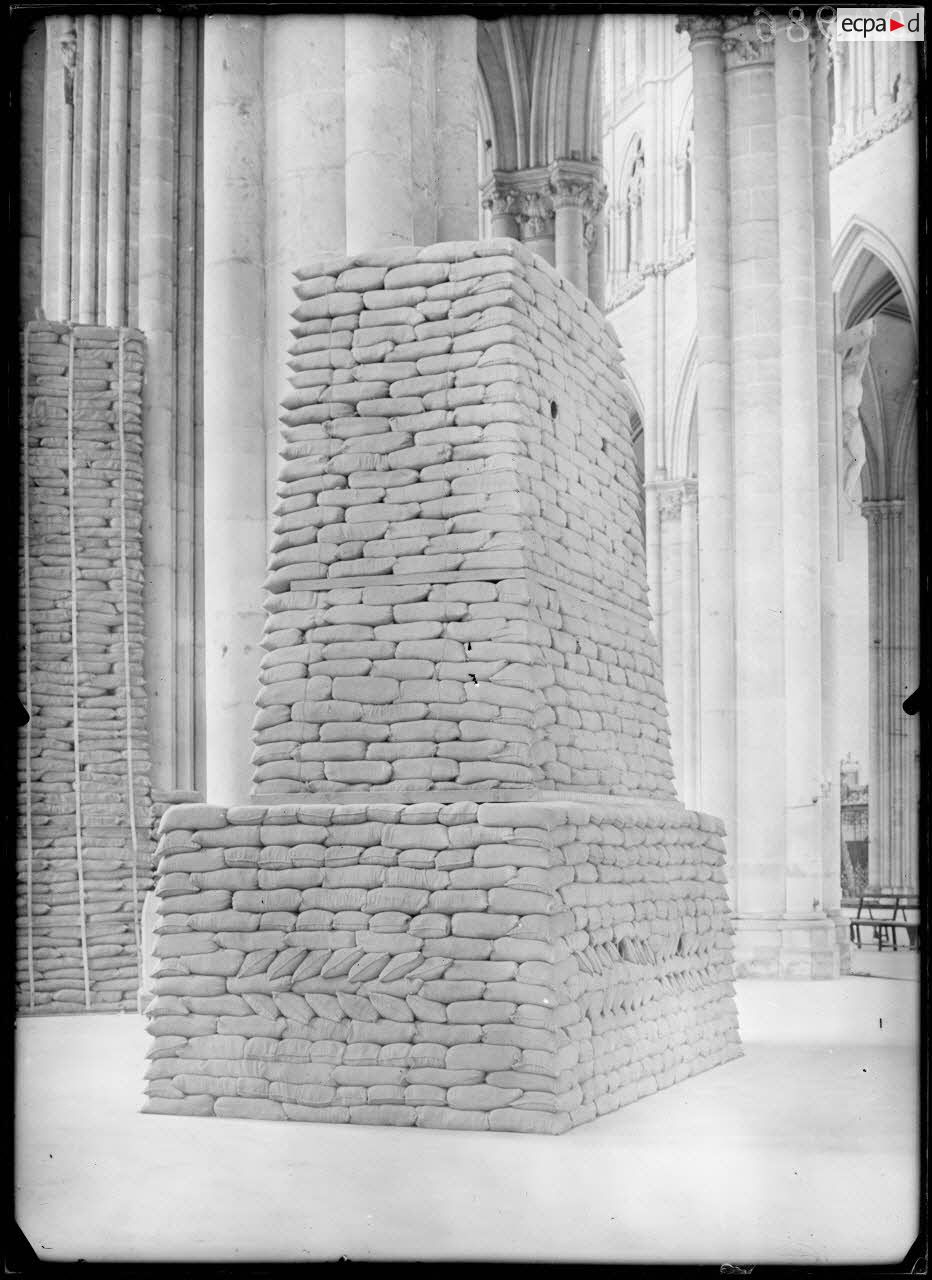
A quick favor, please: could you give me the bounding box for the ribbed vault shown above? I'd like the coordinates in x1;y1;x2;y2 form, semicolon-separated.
477;14;602;171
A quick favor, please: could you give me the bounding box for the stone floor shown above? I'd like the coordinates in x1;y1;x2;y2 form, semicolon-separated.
14;954;921;1265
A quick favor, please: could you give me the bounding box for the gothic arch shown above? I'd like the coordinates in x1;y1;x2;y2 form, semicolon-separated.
833;216;917;331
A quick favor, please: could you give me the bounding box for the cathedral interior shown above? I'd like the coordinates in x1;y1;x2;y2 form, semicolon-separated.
12;7;924;1265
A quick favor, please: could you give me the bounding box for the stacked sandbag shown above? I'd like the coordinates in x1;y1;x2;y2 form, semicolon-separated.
253;239;675;799
18;321;153;1014
142;798;739;1132
145;239;740;1131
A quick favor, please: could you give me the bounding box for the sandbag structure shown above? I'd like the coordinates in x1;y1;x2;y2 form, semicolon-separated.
144;239;741;1132
18;322;153;1013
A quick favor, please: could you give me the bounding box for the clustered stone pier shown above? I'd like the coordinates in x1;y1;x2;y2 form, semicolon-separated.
144;239;740;1132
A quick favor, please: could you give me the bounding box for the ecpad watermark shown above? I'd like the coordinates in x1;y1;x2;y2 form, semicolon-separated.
835;7;924;38
752;5;924;40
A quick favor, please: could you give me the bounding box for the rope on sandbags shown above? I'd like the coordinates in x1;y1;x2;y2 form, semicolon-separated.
20;323;36;1011
116;329;143;996
66;326;92;1011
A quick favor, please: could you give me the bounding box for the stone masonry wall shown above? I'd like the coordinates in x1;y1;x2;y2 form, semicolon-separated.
18;322;153;1013
145;240;740;1131
254;239;674;798
144;797;738;1131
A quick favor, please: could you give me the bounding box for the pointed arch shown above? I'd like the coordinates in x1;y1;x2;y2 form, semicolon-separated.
833;215;917;331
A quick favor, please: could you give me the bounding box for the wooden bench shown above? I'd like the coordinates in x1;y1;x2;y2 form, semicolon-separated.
849;893;920;951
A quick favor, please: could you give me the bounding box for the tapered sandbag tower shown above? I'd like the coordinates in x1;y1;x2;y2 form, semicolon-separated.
144;240;741;1133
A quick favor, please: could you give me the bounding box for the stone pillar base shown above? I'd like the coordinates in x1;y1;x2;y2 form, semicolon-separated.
143;797;741;1133
733;915;847;979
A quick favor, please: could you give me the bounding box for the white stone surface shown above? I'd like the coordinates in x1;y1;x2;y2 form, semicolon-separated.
16;972;919;1261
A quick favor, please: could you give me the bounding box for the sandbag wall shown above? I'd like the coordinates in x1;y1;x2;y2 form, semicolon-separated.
145;239;740;1131
254;239;674;800
143;797;739;1132
18;321;153;1013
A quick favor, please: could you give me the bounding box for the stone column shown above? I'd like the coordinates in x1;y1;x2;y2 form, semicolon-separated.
876;44;893;111
618;203;630;280
103;15;130;327
433;15;479;243
74;14;101;323
550;161;606;297
138;16;179;795
481;176;520;240
678;17;737;872
680;480;700;809
845;45;859;135
861;43;875;124
202;16;267;805
173;15;202;795
263;14;346;526
552;188;588;292
586;213;606;311
41;17;76;321
811;31;846;953
831;40;846;144
344;15;416;251
630;195;642;273
863;498;918;892
724;20;786;939
774;23;823;919
344;16;477;253
19;21;45;322
673;158;686;243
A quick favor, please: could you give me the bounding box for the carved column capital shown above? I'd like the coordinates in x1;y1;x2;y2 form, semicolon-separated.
480;175;521;221
648;481;687;521
676;15;725;47
721;17;775;70
481;168;555;240
518;190;555;239
548;160;608;215
861;497;905;523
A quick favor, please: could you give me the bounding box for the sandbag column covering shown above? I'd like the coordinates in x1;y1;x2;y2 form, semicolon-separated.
143;797;740;1133
18;320;154;1013
253;238;675;800
145;239;740;1131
